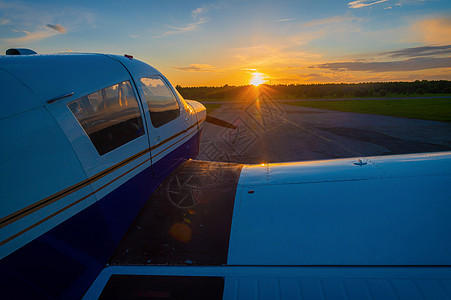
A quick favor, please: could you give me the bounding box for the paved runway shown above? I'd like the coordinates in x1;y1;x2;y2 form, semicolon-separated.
198;97;451;164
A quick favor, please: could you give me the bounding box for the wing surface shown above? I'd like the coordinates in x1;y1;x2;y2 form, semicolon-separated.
86;152;451;299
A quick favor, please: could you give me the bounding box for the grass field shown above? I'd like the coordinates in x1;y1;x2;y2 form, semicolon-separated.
287;98;451;122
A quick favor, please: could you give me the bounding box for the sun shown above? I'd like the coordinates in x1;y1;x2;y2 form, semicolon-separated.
250;72;265;86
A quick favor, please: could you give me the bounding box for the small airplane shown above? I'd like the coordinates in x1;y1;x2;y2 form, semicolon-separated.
1;49;451;300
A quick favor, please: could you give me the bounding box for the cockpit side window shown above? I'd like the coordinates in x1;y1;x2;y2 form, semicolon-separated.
140;76;180;128
67;80;145;155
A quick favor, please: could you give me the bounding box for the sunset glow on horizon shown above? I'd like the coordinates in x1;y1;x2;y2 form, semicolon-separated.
250;72;266;86
0;0;450;86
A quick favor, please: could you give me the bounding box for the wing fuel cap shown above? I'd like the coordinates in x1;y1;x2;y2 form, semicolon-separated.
353;159;367;166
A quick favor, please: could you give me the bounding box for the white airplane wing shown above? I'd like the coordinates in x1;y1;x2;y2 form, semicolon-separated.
85;152;451;299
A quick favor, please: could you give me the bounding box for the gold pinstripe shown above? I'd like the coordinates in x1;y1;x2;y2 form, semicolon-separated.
0;118;204;234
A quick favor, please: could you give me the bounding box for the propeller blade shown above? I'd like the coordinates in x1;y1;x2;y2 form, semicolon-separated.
205;115;237;129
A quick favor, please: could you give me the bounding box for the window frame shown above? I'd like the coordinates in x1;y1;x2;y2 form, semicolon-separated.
67;80;146;156
139;75;181;128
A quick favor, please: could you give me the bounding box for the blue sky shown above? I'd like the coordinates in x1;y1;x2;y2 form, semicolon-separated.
1;0;450;86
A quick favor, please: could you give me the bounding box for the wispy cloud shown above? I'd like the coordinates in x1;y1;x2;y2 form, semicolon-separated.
226;41;324;83
4;24;66;44
162;19;208;35
277;18;294;22
0;1;94;46
348;0;389;8
349;0;439;9
192;7;208;17
219;14;363;75
302;15;361;27
174;64;218;72
156;7;209;38
393;0;439;7
311;57;451;72
4;27;60;43
46;24;66;33
384;45;451;58
294;14;362;44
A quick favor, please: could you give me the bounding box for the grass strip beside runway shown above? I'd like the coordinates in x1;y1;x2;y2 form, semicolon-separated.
288;98;451;122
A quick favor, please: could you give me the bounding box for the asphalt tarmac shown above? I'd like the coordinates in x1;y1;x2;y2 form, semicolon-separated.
198;98;451;164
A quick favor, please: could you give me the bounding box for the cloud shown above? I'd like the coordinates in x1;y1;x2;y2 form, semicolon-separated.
392;0;438;8
348;0;389;8
174;64;217;72
230;43;323;70
298;72;357;83
46;24;66;33
4;24;66;44
129;35;139;39
412;17;451;45
163;19;208;34
349;0;443;9
302;15;361;28
0;2;95;47
0;18;10;25
192;7;208;17
156;7;209;38
4;28;59;43
384;45;451;58
277;18;294;22
295;14;362;42
311;57;451;72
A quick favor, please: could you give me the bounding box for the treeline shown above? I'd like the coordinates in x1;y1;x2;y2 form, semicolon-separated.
176;80;451;100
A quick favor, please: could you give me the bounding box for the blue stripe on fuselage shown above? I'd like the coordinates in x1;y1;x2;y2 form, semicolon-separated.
0;132;200;300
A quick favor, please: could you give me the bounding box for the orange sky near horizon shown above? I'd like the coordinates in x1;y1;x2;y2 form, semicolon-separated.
1;1;450;87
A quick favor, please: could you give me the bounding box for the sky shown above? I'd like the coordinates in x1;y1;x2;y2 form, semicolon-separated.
0;0;450;86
